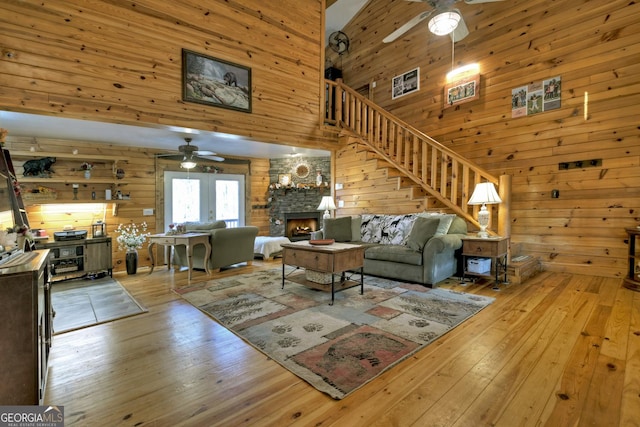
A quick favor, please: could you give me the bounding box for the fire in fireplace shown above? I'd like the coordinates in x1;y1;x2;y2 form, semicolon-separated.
284;211;322;241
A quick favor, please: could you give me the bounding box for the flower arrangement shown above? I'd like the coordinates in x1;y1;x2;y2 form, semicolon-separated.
115;222;150;251
80;162;94;170
6;224;34;243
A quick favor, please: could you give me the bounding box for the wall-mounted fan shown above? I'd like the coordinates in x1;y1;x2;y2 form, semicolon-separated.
383;0;505;44
157;137;224;169
328;31;350;54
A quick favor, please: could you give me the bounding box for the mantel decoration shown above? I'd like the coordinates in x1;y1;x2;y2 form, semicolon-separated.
294;162;310;179
115;222;150;275
182;48;252;113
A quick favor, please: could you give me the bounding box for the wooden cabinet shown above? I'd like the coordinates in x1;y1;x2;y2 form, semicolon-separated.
461;236;509;289
35;237;112;281
10;151;129;206
624;228;640;291
0;250;52;405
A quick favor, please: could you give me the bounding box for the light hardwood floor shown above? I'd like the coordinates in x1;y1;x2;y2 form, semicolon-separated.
45;260;640;426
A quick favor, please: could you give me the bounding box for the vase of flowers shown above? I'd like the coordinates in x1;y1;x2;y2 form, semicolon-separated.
7;224;33;251
116;222;149;274
80;162;93;179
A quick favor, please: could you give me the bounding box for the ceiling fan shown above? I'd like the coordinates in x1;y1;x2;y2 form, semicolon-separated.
382;0;505;44
157;137;224;169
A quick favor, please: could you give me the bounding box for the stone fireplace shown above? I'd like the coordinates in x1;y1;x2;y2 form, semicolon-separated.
284;211;323;241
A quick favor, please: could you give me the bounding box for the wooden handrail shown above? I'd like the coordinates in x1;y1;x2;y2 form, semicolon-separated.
325;78;506;231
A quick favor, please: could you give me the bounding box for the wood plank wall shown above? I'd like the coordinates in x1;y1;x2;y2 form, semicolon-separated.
4;136;272;272
0;0;336;150
328;0;640;278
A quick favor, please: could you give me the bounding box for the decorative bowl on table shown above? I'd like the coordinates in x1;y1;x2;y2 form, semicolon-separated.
309;239;335;246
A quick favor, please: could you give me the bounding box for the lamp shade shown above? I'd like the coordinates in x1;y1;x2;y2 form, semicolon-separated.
428;11;461;36
317;196;337;211
468;182;502;205
468;182;501;238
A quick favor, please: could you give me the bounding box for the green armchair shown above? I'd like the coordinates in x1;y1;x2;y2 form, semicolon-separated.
172;221;259;272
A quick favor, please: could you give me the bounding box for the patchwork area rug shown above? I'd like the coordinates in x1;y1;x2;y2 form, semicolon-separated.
175;268;494;399
52;276;147;334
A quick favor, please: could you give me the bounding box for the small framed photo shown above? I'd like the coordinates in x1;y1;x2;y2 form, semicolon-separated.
392;67;420;99
278;174;292;186
182;48;252;113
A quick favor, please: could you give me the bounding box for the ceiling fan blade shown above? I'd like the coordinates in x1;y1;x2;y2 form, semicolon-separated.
450;11;469;41
196;155;225;162
156;154;185;161
193;149;216;156
383;10;434;43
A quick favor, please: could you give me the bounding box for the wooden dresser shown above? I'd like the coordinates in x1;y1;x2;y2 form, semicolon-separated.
0;250;52;405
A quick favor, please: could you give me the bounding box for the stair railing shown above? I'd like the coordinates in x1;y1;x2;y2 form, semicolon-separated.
325;78;504;228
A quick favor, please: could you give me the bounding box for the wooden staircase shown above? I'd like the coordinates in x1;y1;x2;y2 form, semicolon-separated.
324;79;510;234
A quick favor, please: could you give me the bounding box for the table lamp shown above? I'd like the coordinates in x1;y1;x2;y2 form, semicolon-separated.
468;182;502;238
317;196;337;219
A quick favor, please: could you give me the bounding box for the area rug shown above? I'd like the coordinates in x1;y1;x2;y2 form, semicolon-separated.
175;268;494;399
51;276;148;334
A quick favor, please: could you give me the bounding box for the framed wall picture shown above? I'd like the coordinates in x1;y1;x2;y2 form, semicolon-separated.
182;48;252;113
392;67;420;99
444;69;480;109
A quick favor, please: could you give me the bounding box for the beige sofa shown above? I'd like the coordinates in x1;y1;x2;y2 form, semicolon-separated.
172;221;259;272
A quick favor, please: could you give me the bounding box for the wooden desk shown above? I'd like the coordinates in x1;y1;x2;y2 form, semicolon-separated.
281;241;365;305
148;233;211;281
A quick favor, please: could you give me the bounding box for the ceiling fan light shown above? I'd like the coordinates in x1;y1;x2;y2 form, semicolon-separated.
428;11;461;36
181;159;197;169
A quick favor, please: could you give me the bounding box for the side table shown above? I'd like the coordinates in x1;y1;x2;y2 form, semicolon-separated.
461;235;509;290
624;228;640;291
148;233;211;281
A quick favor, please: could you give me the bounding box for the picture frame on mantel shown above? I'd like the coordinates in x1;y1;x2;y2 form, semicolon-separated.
182;48;252;113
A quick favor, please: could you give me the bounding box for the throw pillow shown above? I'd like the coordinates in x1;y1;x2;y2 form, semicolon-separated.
405;217;440;251
435;214;456;236
323;216;353;242
417;212;456;236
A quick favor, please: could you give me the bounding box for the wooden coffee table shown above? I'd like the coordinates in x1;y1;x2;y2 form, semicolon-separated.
281;241;365;305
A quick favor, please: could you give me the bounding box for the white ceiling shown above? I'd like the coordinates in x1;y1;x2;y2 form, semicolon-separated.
0;111;329;159
0;2;366;160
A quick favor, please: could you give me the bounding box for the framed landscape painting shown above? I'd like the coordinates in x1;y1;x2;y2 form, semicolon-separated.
182;49;252;113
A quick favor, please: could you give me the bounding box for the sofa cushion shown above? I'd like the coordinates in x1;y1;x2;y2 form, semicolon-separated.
364;244;423;266
361;214;416;244
417;212;456;236
184;220;227;231
323;216;352;242
405;216;440;252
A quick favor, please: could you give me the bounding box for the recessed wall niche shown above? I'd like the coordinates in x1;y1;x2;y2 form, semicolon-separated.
268;157;330;236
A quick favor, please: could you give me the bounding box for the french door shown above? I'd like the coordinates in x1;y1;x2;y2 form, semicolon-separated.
164;171;245;228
